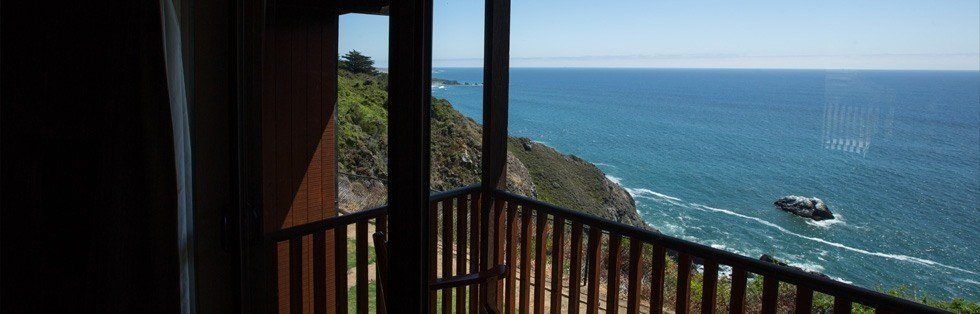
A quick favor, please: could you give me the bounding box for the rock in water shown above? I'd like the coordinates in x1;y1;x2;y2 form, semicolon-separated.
774;195;834;221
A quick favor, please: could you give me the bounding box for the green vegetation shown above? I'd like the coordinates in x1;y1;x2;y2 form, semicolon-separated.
345;238;376;271
347;281;378;313
337;69;388;178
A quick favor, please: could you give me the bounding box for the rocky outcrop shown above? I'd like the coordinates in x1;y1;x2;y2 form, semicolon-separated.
337;71;646;231
508;137;651;230
774;195;834;221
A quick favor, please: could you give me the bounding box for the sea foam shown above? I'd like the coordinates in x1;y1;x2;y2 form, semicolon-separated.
621;183;978;276
688;203;978;276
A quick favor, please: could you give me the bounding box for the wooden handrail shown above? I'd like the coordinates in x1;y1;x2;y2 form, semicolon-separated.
266;206;388;242
430;184;482;201
491;188;946;313
268;185;477;243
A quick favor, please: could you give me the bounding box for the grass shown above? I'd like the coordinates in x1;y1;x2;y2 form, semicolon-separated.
347;281;378;313
345;238;377;271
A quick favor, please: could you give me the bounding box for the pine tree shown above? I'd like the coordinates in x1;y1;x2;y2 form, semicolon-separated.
339;50;376;74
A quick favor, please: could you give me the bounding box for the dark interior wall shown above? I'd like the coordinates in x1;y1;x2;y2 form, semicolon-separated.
186;0;243;312
1;1;180;312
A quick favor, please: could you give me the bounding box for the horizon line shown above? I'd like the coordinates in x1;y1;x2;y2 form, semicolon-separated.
379;66;980;72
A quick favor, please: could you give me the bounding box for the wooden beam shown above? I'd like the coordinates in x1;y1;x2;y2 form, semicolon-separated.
479;0;511;308
386;0;432;311
278;0;389;15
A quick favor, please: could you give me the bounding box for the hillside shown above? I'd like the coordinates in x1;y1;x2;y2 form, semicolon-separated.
336;70;647;229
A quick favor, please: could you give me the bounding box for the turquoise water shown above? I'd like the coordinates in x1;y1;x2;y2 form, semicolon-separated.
432;68;980;300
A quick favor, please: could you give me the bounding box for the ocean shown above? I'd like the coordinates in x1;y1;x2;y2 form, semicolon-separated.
431;68;980;300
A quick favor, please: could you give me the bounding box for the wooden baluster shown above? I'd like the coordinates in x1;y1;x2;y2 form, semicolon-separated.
650;246;667;314
505;201;518;314
313;232;327;314
335;226;348;314
701;261;719;314
375;216;388;314
626;238;643;314
519;206;533;314
373;219;387;314
567;222;584;314
607;233;623;314
585;228;602;314
728;269;746;314
794;286;813;314
761;276;778;314
676;253;692;314
495;199;507;309
549;217;566;314
289;238;303;314
428;202;438;312
469;192;481;312
833;297;852;314
441;199;454;314
533;213;548;314
456;196;469;314
356;222;369;314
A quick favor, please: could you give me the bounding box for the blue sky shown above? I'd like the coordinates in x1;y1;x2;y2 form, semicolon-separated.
340;0;980;70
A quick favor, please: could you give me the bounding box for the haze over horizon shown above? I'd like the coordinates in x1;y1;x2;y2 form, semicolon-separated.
340;0;980;71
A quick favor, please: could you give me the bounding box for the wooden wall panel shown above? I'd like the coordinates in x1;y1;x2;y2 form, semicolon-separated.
262;6;339;314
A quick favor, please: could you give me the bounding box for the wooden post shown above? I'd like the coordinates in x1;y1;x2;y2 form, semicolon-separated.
387;0;433;311
480;0;511;310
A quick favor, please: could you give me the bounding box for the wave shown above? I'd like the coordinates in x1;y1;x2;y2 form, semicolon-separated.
689;203;978;276
605;175;622;184
594;162;618;168
805;213;846;228
956;278;980;285
624;187;683;202
622;184;978;277
792;262;826;273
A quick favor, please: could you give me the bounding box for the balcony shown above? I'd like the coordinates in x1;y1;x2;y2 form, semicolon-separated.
268;185;943;313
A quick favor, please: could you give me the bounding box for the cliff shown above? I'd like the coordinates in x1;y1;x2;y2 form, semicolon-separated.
337;70;647;229
507;138;647;228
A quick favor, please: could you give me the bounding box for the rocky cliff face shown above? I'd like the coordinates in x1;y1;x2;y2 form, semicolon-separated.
506;138;649;229
337;71;647;230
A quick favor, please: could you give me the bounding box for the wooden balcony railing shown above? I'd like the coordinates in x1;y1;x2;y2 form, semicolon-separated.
269;184;945;313
485;188;945;314
267;206;388;314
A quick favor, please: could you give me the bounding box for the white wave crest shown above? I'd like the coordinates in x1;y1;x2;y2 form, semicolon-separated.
805;213;846;228
594;162;617;168
956;278;980;285
689;203;978;276
625;187;683;202
605;175;622;184
792;262;826;273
